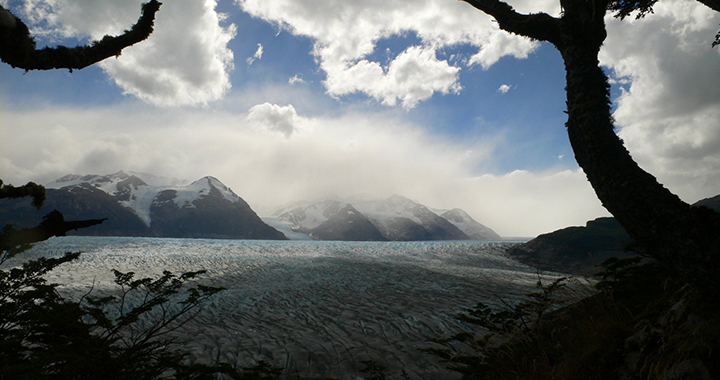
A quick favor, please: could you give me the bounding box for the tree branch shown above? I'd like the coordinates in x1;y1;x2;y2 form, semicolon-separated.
461;0;562;46
3;210;106;250
693;0;720;12
0;0;161;71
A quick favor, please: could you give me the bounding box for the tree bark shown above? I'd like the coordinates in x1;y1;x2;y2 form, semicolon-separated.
557;2;720;289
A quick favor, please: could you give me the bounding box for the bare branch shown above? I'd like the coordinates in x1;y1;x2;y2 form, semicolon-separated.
0;0;161;71
461;0;562;46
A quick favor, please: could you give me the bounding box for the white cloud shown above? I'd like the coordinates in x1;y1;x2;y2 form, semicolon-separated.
600;0;720;202
497;84;511;94
8;0;236;106
247;43;264;66
288;75;306;85
2;103;605;237
246;103;307;137
323;45;461;108
237;0;546;108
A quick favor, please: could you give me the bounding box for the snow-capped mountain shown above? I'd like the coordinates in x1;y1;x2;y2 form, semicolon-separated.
3;171;286;240
438;208;502;240
269;195;500;241
309;204;387;241
272;199;347;232
353;195;468;241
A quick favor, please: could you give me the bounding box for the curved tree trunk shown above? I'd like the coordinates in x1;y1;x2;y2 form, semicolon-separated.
556;2;720;290
464;0;720;291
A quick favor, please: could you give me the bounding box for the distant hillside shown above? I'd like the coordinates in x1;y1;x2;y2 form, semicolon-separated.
508;194;720;275
0;171;286;240
507;217;633;275
694;194;720;213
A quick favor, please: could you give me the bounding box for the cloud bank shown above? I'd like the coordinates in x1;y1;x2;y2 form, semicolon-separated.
1;104;604;236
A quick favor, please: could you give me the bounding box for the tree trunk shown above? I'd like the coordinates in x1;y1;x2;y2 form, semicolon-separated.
556;3;720;290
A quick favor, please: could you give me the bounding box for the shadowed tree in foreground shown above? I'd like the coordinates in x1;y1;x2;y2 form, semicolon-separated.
462;0;720;292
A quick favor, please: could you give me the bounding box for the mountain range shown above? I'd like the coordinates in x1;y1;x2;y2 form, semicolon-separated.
1;171;501;241
263;195;501;241
0;171;286;240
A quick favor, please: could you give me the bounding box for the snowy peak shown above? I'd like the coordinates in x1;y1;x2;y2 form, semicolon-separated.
47;174;84;186
276;199;348;231
127;171;187;187
174;176;241;208
357;195;467;241
32;171;285;240
115;175;149;202
46;172;246;228
440;208;502;240
46;170;132;190
271;196;499;241
309;204;387;241
441;208;472;223
361;194;420;216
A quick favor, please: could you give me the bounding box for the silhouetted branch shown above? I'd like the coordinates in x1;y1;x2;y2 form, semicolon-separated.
0;0;161;71
461;0;562;46
2;210;106;251
694;0;720;12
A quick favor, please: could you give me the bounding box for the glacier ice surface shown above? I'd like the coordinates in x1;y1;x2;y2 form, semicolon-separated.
17;237;565;379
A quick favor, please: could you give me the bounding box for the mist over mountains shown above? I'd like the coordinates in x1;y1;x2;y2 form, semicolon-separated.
1;171;501;241
264;195;501;241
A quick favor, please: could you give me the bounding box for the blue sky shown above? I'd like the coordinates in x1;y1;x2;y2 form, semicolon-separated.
1;0;719;236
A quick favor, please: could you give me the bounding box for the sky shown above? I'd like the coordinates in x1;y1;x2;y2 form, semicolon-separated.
1;0;719;237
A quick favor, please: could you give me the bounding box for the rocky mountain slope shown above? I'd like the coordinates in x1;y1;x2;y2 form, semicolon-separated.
267;195;500;241
438;208;502;240
0;171;286;240
508;195;720;275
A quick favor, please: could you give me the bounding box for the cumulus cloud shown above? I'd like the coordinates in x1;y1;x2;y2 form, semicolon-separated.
600;0;720;202
1;104;603;236
247;43;264;66
323;46;461;108
8;0;236;106
246;103;307;138
237;0;549;108
497;84;511;94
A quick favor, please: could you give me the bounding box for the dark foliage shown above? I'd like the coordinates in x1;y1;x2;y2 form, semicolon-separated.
425;256;720;379
0;179;45;209
423;276;573;378
0;240;235;379
0;188;283;379
607;0;659;19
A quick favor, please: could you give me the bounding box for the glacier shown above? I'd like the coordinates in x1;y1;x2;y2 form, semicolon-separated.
17;237;563;379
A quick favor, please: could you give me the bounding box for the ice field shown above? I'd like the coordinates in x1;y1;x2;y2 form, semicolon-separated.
18;237;562;379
